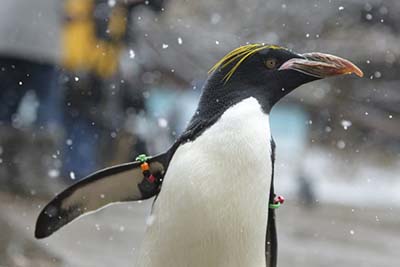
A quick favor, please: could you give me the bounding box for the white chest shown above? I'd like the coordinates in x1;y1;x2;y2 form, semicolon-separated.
137;97;272;267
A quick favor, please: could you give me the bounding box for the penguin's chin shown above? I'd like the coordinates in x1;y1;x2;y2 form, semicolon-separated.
279;52;363;78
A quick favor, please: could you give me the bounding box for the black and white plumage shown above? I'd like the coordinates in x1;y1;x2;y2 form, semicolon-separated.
35;44;362;267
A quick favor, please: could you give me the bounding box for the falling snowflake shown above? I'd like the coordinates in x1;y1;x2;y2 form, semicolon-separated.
146;215;156;226
210;13;221;24
158;118;168;128
129;49;135;59
341;120;352;130
108;0;116;7
337;140;346;149
48;169;60;178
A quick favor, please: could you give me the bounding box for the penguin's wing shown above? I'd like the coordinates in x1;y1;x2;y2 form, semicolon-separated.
266;138;277;267
35;152;169;239
265;209;277;267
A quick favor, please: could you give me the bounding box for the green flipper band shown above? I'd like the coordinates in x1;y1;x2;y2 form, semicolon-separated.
269;203;281;209
136;154;150;163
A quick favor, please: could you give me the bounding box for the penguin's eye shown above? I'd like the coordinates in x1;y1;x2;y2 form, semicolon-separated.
265;58;278;69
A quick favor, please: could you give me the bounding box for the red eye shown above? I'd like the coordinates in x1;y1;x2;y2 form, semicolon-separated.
265;58;278;69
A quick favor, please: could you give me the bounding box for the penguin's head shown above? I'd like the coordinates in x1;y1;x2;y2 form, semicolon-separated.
207;44;363;111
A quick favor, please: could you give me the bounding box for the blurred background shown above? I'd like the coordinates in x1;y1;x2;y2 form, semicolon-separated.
0;0;399;266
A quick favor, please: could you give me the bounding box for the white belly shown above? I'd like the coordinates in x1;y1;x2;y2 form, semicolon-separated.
136;97;272;267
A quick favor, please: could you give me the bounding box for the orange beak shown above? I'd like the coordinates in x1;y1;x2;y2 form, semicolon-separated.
279;52;363;78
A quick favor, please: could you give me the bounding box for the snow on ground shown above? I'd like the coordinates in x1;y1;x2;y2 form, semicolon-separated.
275;146;400;208
1;191;399;267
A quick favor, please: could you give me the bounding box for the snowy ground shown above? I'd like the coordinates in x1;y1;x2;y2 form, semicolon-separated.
1;191;399;267
274;146;400;208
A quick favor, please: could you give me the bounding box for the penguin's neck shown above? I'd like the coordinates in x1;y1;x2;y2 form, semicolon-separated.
138;97;273;267
180;81;271;143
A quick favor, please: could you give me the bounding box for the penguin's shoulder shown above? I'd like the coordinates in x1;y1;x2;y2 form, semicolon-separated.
169;97;271;172
178;96;269;144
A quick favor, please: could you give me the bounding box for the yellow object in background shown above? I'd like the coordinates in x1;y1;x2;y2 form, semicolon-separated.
62;0;127;78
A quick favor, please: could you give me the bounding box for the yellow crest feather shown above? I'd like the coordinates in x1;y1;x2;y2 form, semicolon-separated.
209;44;286;83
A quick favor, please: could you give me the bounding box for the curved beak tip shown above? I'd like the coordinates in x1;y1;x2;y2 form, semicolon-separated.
349;65;364;78
339;58;364;78
280;52;364;79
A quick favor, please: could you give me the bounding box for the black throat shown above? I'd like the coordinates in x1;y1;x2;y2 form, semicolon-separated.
178;72;274;144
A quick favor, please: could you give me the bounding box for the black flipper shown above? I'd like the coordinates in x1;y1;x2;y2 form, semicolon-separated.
266;139;277;267
266;193;278;267
35;152;170;239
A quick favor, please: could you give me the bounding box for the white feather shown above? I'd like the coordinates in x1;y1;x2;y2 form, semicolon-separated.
136;97;272;267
